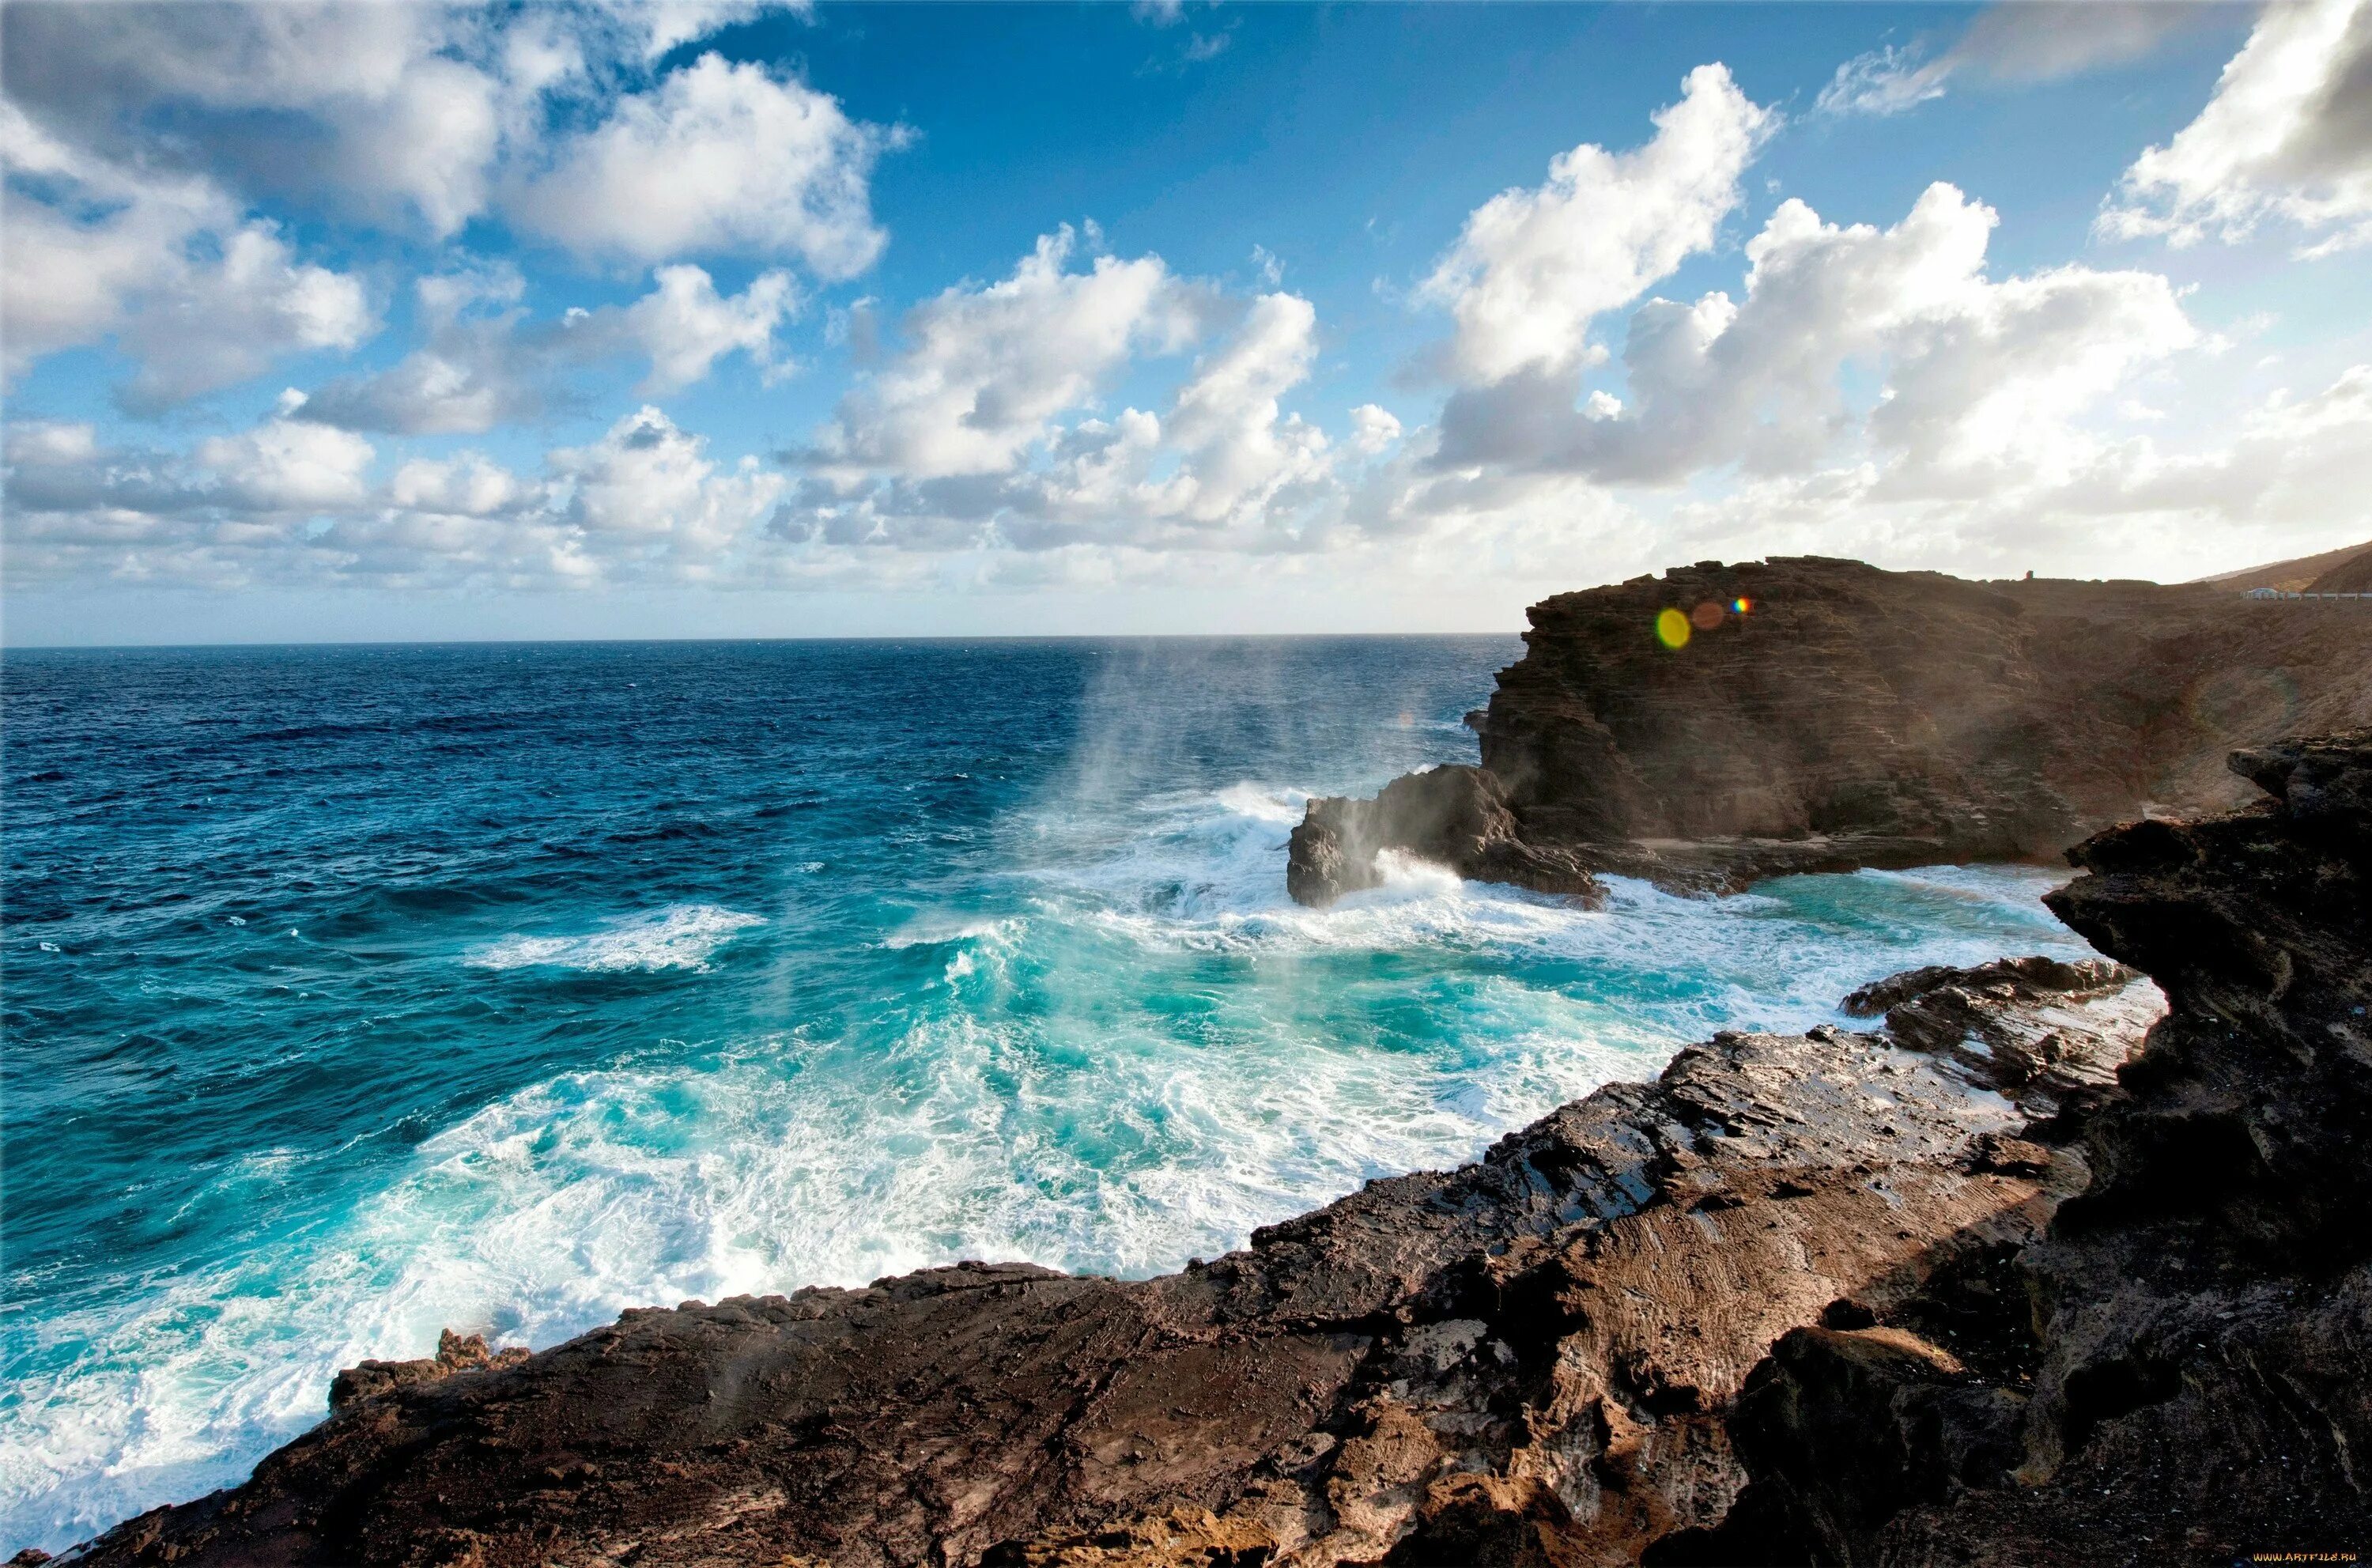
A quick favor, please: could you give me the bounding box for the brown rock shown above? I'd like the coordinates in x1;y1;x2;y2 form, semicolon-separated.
1289;557;2372;903
1677;731;2372;1566
327;1328;531;1411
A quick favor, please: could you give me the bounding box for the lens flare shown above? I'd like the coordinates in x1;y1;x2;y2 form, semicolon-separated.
1690;600;1725;631
1655;608;1691;648
1733;596;1751;615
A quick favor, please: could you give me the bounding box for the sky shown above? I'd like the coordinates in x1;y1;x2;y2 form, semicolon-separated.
5;0;2371;644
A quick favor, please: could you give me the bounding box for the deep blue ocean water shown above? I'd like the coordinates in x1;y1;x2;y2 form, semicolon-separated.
0;638;2099;1551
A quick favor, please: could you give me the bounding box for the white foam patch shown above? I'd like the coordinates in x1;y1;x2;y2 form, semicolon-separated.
881;913;1021;950
466;905;765;973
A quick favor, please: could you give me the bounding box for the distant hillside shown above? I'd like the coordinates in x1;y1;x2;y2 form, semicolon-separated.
2306;549;2372;593
2196;538;2372;592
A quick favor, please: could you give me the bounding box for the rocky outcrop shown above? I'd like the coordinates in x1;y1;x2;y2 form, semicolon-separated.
1663;731;2372;1565
59;958;2162;1567
1290;557;2372;903
1284;765;1603;909
327;1329;531;1412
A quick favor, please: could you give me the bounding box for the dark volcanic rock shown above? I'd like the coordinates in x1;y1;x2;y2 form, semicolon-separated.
1674;731;2372;1566
57;961;2161;1567
1283;764;1603;909
1289;557;2372;903
327;1328;530;1411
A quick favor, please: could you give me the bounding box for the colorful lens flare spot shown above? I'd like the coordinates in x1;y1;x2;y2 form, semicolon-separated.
1733;597;1752;614
1655;607;1691;648
1690;600;1726;631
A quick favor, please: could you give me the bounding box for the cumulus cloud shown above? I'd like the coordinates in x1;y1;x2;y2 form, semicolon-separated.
776;237;1371;555
510;52;896;274
2;2;871;408
1350;404;1403;455
1;2;503;235
1430;182;2197;489
296;263;795;435
626;264;799;392
1161;292;1328;524
552;406;788;561
2;105;376;402
1418;64;1775;383
3;403;798;589
2102;0;2372;253
810;227;1207;482
388;452;538;517
195;414;377;512
0;1;809;239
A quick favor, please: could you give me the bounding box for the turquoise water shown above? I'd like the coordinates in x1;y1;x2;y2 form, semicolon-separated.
0;638;2094;1552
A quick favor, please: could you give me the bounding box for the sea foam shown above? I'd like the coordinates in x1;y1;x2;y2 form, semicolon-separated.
466;905;765;973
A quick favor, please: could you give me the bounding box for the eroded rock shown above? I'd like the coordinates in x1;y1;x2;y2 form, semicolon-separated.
1289;559;2372;904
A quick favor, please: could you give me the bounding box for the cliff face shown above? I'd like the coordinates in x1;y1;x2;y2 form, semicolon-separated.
1291;557;2372;904
59;958;2161;1568
1664;731;2372;1566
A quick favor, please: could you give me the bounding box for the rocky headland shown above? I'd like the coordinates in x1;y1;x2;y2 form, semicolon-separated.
47;731;2372;1565
1289;557;2372;905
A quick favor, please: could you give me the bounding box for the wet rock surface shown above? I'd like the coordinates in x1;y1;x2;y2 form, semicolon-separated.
1290;557;2372;904
59;954;2163;1566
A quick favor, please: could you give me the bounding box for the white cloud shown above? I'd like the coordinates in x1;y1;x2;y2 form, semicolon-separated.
603;0;794;61
2;104;376;402
511;52;895;274
1161;291;1328;525
812;227;1206;481
0;2;502;236
115;227;378;412
195;414;376;512
1819;4;2223;120
1815;46;1950;119
626;264;799;392
1430;182;2197;490
552;406;788;560
3;404;799;590
2102;0;2372;253
296;263;793;434
1350;404;1403;455
388;452;537;517
1418;64;1776;383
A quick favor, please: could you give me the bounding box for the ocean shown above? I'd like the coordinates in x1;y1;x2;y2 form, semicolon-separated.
0;637;2097;1552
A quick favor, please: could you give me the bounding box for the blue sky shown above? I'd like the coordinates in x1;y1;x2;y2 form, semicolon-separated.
6;0;2370;644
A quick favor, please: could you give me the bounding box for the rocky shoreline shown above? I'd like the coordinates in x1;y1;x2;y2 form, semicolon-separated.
50;954;2163;1568
1289;557;2372;906
31;726;2372;1565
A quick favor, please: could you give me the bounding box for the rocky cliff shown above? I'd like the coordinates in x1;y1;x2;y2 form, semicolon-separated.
1290;557;2372;905
1662;730;2372;1566
43;735;2372;1568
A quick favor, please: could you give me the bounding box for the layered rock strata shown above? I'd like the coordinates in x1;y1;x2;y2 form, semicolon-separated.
60;958;2162;1566
1289;557;2372;904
